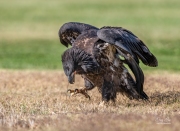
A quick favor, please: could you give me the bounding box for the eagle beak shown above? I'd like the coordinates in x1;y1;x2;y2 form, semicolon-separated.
68;71;76;84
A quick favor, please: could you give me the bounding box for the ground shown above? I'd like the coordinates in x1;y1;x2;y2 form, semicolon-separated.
0;70;179;131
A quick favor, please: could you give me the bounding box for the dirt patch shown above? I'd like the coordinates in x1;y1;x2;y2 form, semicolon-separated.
0;70;179;131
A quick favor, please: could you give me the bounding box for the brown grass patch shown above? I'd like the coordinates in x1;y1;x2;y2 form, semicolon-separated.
0;70;179;131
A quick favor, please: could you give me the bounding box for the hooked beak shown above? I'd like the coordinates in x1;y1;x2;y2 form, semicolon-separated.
68;71;76;84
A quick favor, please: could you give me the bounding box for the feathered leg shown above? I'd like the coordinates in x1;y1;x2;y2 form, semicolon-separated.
102;75;117;102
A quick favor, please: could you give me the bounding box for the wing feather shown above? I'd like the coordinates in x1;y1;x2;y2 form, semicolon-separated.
97;26;158;67
59;22;98;47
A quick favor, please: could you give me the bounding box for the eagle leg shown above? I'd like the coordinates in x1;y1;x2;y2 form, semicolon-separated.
67;88;90;100
102;79;116;103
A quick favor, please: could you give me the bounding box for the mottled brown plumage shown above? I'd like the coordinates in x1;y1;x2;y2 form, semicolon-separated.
59;22;158;102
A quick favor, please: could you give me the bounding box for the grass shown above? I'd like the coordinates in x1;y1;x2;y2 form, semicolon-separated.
0;70;179;130
0;39;66;69
0;0;180;71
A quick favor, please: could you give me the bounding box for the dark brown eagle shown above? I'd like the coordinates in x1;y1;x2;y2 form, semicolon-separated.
59;22;158;102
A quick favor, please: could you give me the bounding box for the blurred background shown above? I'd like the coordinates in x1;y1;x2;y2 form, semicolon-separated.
0;0;179;72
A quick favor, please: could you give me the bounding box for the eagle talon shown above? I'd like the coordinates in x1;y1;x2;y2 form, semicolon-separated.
67;89;76;96
75;89;91;100
67;89;90;99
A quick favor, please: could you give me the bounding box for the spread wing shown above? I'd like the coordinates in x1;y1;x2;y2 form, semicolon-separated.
97;26;158;67
59;22;98;47
97;26;158;96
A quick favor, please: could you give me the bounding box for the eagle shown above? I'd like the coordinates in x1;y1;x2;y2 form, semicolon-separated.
59;22;158;102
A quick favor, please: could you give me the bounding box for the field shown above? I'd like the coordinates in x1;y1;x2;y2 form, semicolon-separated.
0;0;180;130
0;0;180;71
0;70;179;131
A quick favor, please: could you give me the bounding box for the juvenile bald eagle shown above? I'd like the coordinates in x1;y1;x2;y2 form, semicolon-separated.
59;22;158;102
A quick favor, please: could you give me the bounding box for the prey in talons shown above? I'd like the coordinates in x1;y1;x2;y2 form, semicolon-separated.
67;88;91;100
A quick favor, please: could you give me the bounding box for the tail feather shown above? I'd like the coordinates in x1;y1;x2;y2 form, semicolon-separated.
117;72;149;100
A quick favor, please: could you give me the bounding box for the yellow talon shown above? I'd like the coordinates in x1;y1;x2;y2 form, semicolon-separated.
67;89;76;96
67;88;90;99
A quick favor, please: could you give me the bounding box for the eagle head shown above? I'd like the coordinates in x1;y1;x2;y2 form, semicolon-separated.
62;47;100;84
61;49;76;84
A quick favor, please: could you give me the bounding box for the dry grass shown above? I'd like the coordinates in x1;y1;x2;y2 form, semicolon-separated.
0;70;179;131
